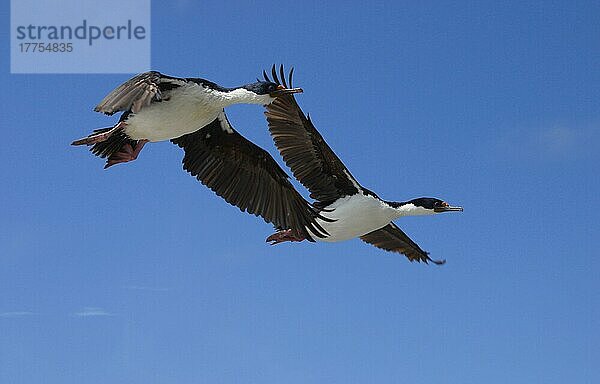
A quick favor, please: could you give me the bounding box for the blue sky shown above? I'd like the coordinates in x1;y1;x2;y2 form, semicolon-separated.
1;1;599;383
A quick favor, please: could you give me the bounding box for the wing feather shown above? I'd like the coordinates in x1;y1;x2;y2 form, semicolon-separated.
171;112;328;240
264;65;361;204
94;71;186;115
360;223;445;264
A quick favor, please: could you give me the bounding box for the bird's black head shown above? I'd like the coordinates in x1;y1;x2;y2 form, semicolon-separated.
242;81;277;95
409;197;463;213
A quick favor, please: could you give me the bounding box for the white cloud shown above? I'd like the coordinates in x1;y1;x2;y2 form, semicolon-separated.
0;311;35;318
73;307;114;317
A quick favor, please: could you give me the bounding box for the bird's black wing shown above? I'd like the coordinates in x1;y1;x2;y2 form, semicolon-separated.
171;111;328;240
95;71;187;115
360;223;445;265
264;65;361;205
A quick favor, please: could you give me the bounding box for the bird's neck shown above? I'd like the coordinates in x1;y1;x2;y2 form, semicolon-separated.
386;201;434;218
211;88;274;107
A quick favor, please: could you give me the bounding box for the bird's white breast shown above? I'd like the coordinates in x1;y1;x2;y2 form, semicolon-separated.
123;83;224;142
310;193;397;242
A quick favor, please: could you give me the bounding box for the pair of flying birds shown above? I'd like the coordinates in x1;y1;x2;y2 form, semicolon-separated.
73;65;462;264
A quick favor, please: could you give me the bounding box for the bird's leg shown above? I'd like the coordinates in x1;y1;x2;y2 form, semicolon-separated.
266;229;306;245
131;139;148;158
104;139;149;169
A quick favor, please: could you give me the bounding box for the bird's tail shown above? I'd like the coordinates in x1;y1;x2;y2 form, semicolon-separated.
72;123;137;163
72;124;120;146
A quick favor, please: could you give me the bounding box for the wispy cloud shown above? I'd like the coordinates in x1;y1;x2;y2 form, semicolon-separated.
123;285;170;292
73;307;114;317
0;311;35;318
499;122;598;163
537;126;579;156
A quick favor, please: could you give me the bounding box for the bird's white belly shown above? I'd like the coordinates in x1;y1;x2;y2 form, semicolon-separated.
310;193;396;242
123;88;222;142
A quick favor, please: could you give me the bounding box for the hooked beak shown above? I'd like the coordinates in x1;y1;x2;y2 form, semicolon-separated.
269;84;303;97
434;205;463;213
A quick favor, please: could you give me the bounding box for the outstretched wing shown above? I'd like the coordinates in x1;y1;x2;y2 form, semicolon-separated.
360;223;445;265
171;111;328;240
264;65;361;205
95;71;187;115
